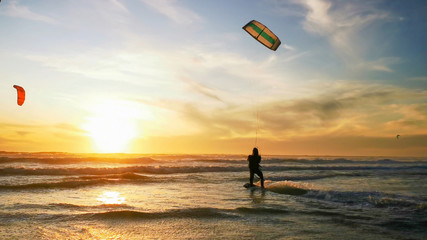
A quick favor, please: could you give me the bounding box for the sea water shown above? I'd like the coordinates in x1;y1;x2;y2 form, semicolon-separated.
0;152;426;239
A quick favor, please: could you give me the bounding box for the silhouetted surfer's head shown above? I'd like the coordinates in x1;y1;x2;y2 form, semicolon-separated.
252;148;259;156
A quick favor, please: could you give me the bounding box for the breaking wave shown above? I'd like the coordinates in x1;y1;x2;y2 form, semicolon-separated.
1;153;426;166
0;165;425;176
304;189;427;210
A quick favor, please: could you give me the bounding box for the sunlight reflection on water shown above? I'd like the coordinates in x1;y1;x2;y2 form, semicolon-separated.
97;191;125;204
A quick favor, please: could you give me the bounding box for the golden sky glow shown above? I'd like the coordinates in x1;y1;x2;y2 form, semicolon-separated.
0;0;426;156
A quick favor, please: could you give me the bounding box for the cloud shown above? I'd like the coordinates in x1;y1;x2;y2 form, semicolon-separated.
259;134;427;156
0;122;86;135
23;37;288;111
407;76;427;82
131;132;427;156
180;103;255;137
109;0;129;13
282;44;296;51
131;85;427;155
266;84;427;137
282;51;308;63
54;123;87;134
0;122;87;148
1;0;58;25
172;82;427;140
139;0;202;25
0;121;89;151
49;0;132;37
133;98;182;112
289;0;394;71
180;76;223;102
15;131;30;136
82;0;130;26
357;57;400;73
25;48;170;86
160;45;290;99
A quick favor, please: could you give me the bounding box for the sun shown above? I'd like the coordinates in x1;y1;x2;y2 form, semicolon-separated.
83;100;139;153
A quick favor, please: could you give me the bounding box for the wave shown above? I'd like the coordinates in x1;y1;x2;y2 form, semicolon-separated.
2;207;293;221
368;197;427;209
0;207;291;222
266;158;427;165
0;173;152;190
0;165;425;176
267;172;368;181
87;208;238;220
1;203;133;210
235;207;289;215
237;170;426;183
1;203;424;226
304;190;427;210
190;157;427;165
253;180;311;196
0;156;158;165
1;154;426;165
299;209;374;221
0;166;244;176
251;180;427;211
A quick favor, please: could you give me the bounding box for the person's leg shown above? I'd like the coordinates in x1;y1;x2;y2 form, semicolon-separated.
249;169;254;186
256;169;264;188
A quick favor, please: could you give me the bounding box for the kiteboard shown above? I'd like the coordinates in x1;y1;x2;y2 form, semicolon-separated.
243;183;263;189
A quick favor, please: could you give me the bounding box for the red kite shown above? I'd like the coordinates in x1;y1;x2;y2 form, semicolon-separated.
13;85;25;106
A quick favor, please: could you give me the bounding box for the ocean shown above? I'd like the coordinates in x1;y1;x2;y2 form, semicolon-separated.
0;152;426;239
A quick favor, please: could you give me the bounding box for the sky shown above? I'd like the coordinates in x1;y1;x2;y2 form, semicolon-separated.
0;0;426;156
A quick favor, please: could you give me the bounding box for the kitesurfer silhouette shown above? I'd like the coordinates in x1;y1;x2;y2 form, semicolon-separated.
248;147;264;188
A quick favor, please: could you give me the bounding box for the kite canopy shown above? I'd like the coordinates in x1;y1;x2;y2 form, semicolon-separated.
13;85;25;106
243;20;281;51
